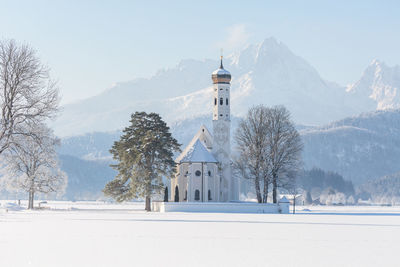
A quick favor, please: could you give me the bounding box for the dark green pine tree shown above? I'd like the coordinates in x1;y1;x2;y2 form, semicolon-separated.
103;112;181;211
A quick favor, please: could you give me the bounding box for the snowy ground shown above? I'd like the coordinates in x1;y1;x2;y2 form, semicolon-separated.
1;201;399;267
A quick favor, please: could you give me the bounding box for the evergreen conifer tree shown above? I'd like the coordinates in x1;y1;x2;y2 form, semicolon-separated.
103;112;180;211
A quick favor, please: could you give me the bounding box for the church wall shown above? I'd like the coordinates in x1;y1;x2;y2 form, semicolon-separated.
171;164;188;202
173;162;219;202
152;201;290;214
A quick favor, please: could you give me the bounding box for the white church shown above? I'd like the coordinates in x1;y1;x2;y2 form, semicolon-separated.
170;57;239;203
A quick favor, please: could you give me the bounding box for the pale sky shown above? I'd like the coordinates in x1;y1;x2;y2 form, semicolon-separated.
1;0;399;104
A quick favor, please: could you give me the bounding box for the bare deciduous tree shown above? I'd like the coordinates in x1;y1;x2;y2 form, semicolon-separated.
267;106;302;203
0;123;67;209
234;105;303;204
0;39;59;155
286;170;301;214
233;106;270;203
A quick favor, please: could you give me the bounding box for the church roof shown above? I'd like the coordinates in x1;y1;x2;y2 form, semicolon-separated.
212;67;231;76
175;139;218;164
211;57;231;84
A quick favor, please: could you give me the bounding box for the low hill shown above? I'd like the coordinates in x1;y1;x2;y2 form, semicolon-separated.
358;172;400;204
59;154;116;200
301;109;400;184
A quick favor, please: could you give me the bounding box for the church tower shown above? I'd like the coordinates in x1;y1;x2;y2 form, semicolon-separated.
211;57;237;201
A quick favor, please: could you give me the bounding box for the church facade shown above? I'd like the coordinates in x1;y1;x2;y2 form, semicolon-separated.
171;58;239;202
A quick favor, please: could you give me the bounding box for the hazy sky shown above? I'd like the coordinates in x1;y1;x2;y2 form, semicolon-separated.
1;0;399;104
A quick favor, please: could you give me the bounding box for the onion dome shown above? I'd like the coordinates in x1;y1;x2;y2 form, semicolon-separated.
211;56;231;84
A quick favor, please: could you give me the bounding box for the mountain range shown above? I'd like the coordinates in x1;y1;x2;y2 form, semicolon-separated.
48;37;400;200
301;109;400;185
52;37;400;137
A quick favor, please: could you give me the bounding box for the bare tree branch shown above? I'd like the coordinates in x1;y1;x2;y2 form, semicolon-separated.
0;123;67;209
234;105;303;203
0;39;60;155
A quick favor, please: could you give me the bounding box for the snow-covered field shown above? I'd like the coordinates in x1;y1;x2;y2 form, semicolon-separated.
1;201;399;267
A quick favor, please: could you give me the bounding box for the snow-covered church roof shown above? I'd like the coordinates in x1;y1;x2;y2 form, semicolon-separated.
175;132;218;163
175;125;218;163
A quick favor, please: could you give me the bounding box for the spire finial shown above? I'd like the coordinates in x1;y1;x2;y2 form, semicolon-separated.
220;48;224;69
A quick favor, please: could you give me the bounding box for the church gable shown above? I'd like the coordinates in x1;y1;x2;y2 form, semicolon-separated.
188;125;213;150
195;125;213;150
175;125;214;163
176;139;218;163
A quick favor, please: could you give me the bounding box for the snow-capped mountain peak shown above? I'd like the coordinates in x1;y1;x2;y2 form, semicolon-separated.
346;59;400;110
51;38;398;137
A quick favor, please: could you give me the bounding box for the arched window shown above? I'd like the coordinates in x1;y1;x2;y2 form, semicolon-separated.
164;187;168;202
226;98;228;105
195;190;200;201
208;190;212;201
214;98;217;105
184;190;187;201
174;186;179;202
208;170;211;176
195;170;201;176
220;98;223;105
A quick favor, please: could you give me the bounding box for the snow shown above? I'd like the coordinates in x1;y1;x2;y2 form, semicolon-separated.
0;202;25;211
0;201;399;267
176;139;217;163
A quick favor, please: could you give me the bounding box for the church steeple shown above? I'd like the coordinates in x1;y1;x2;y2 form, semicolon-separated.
211;55;236;202
212;57;230;121
211;56;231;84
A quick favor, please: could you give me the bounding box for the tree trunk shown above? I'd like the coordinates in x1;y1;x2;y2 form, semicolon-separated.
255;176;262;203
272;174;278;204
28;190;34;209
262;179;269;203
145;196;151;211
293;196;296;214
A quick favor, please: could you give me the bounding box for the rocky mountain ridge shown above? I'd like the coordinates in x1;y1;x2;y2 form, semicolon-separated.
52;37;389;137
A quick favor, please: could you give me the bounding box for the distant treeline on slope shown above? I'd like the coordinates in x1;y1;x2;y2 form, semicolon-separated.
295;168;355;205
59;154;116;200
298;168;355;195
358;172;400;204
